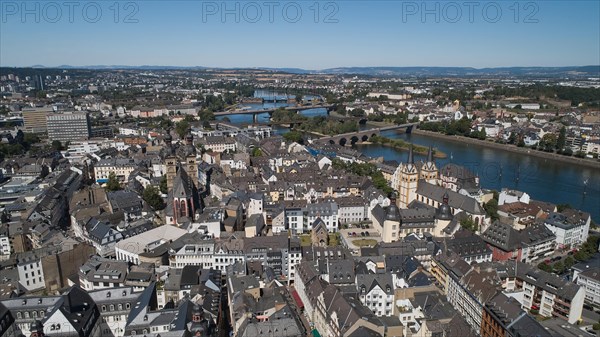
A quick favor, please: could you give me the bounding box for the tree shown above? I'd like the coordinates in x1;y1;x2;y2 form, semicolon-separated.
508;132;517;145
105;172;122;191
553;260;565;274
556;126;566;151
175;119;190;139
484;199;499;221
564;256;575;269
460;217;478;232
159;176;168;194
477;127;487;140
51;140;63;151
143;186;165;210
537;262;552;272
283;131;303;143
541;133;557;152
295;94;303;103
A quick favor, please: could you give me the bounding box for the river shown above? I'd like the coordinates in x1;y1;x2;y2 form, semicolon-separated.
218;91;600;221
215;90;328;125
357;130;600;222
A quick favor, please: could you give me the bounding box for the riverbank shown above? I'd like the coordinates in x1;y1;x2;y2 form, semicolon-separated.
365;135;447;159
413;129;600;169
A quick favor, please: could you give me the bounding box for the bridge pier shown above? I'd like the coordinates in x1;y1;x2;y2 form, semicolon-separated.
406;125;413;134
252;113;258;124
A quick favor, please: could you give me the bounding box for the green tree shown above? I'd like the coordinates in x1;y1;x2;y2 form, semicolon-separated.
537;262;552;272
159;176;168;194
553;260;565;274
295;94;303;103
484;198;499;221
556;126;566;151
460;217;478;232
105;172;122;191
478;127;487;140
143;185;165;210
564;256;575;269
541;133;557;152
175;120;190;139
51;140;63;151
283;131;303;143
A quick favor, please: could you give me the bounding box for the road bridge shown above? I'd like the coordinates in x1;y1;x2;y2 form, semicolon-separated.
317;122;420;146
214;104;335;123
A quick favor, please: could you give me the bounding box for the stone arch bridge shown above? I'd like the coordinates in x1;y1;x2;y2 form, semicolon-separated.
317;122;419;146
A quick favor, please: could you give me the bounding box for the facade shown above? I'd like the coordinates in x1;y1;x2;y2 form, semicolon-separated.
356;274;395;316
335;197;368;225
198;136;237;153
574;267;600;309
46;112;91;142
543;211;591;249
94;158;137;184
17;256;45;292
481;222;555;262
22;107;52;133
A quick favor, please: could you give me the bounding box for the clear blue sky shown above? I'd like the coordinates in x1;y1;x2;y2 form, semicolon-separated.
1;0;599;69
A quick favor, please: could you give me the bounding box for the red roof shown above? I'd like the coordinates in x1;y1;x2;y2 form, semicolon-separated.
291;289;304;309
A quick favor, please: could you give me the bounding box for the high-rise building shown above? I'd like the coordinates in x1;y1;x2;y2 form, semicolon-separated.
22;107;53;133
46;112;91;142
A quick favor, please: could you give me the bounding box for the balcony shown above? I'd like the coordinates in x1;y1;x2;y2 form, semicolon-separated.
554;297;571;307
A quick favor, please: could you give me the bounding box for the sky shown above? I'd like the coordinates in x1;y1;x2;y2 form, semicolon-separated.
0;0;599;69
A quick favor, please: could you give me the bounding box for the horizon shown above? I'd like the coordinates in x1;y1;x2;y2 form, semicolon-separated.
2;64;600;71
1;1;599;68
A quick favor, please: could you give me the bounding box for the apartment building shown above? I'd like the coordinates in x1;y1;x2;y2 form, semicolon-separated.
46;112;91;142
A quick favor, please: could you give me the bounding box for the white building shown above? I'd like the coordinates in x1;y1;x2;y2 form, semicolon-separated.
356;274;395;316
0;228;10;258
498;189;530;206
169;242;215;269
115;225;187;264
574;267;600;309
543;211;591;249
285;206;305;235
336;197;367;225
94;158;137;183
305;202;338;233
17;256;45;292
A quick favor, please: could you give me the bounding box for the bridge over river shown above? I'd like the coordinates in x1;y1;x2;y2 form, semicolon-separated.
316;122;420;146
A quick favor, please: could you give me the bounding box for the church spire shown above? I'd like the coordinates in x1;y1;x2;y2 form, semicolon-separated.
427;145;433;163
407;144;414;165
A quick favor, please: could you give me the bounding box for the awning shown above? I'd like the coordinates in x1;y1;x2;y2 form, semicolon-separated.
312;329;322;337
291;289;304;309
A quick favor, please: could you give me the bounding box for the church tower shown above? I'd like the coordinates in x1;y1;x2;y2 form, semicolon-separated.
184;133;199;187
398;145;419;208
420;145;438;185
165;131;178;190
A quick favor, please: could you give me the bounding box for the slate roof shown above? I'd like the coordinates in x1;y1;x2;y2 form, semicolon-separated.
356;274;394;294
481;221;555;252
447;229;492;258
416;182;485;215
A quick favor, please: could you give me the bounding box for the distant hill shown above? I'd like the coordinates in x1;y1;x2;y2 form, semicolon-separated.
3;65;599;78
314;66;600;77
